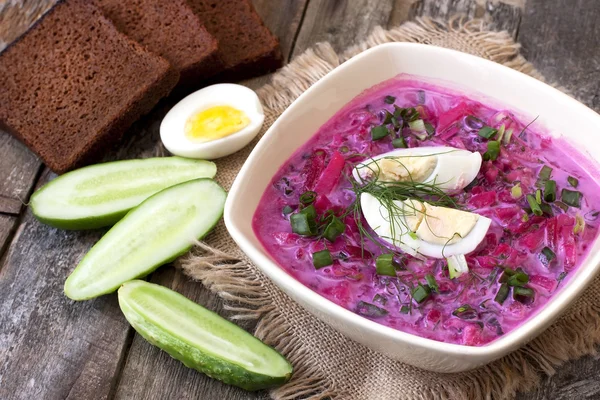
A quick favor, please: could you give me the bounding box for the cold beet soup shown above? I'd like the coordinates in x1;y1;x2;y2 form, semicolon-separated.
252;75;600;346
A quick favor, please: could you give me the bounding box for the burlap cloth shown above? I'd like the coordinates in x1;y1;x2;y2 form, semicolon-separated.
179;18;600;400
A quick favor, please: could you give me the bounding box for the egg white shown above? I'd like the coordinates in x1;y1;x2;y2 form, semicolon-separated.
360;193;491;259
353;146;482;193
160;84;265;159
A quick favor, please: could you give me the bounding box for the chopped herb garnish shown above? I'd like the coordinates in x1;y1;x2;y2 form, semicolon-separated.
544;180;556;202
535;189;542;204
282;205;293;215
452;304;477;320
478;126;498;139
290;205;317;236
400;305;410;314
540;202;553;216
409;119;427;139
424;122;435;136
392;137;407;148
340;145;349;153
375;253;397;277
513;286;535;302
536;165;553;186
384;95;396;104
373;294;387;305
567;176;579;188
323;215;346;242
511;183;522;199
506;270;529;287
382;110;394;124
312;249;333;269
425;274;439;293
494;283;510;304
499;268;516;283
554;201;569;213
412;284;431;304
371;125;390;140
483;140;501;161
561;189;582;208
539;246;556;267
574;214;585;235
356;301;388;318
299;190;317;205
527;194;543;216
557;271;568;284
496;124;506;143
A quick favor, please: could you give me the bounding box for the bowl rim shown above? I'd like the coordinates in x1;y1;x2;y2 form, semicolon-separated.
225;42;600;358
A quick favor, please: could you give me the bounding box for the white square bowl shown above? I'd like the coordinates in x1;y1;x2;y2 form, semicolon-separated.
224;43;600;372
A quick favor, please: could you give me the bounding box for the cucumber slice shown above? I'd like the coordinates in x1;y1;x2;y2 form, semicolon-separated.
118;280;292;391
31;157;216;230
64;179;225;300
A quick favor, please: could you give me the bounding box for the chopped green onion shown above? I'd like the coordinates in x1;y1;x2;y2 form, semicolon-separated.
499;267;516;283
527;194;543;216
539;165;552;180
540;246;556;266
392;137;407;148
478;126;498;139
540;202;553;216
522;214;529;222
409;119;427;139
290;205;317;236
373;293;387;305
503;128;514;145
356;301;388;318
494;284;510;304
567;176;579;188
299;190;317;205
557;271;568;284
544;180;557;202
400;305;410;314
483;140;501;161
312;250;333;269
282;205;293;215
424;122;435;136
425;274;439;293
511;183;522;199
375;254;397;277
535;189;542;204
554;201;569;212
371;125;390;140
411;284;431;304
447;254;469;279
513;286;535;301
408;231;418;240
496;124;506;143
382;110;394;124
561;189;582;208
391;117;401;129
384;95;396;104
323;215;346;242
339;145;349;153
507;270;529;287
574;213;585;235
452;304;477;320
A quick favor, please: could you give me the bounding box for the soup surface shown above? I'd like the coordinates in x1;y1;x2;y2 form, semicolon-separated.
252;76;600;346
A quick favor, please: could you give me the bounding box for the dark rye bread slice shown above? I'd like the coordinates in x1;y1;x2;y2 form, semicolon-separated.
0;0;179;174
186;0;283;81
95;0;223;86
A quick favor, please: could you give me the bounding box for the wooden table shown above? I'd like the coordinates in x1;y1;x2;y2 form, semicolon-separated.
1;1;599;399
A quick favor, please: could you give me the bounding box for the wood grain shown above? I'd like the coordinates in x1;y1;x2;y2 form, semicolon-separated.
412;0;523;37
0;206;130;400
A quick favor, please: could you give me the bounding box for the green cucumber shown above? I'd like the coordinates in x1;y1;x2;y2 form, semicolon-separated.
64;179;225;300
31;157;216;230
118;280;292;391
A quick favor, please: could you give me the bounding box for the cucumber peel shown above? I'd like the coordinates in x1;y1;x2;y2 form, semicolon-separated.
31;157;216;230
64;178;225;300
118;280;293;391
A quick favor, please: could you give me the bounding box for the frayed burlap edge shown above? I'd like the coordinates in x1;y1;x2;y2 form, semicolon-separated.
179;17;600;400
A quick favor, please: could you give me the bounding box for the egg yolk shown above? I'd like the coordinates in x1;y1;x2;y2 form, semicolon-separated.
185;106;250;142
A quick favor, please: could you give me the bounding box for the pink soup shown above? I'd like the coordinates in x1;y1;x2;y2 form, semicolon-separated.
252;76;600;346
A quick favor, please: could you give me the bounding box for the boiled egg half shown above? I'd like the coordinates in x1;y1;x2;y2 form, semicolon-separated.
160;84;264;159
353;146;481;193
361;193;491;258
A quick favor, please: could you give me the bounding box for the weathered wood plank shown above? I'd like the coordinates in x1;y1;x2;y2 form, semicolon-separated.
291;0;398;57
515;0;600;397
0;132;41;212
0;214;17;257
0;205;131;400
412;0;523;37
